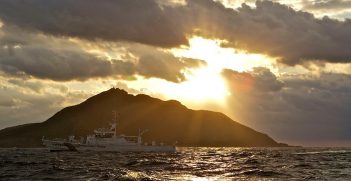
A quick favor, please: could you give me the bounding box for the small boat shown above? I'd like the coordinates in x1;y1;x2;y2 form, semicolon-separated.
42;112;176;152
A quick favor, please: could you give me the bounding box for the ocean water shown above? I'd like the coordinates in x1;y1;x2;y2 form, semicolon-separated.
1;147;351;180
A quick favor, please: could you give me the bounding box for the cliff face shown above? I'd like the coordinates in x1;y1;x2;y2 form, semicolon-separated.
0;88;287;147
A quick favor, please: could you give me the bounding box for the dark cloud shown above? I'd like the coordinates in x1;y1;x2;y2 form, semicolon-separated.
0;26;203;82
1;0;351;64
209;0;351;64
222;67;284;93
137;56;204;82
0;0;188;47
0;45;135;81
221;67;351;146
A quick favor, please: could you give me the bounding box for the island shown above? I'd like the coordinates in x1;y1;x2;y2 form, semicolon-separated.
0;88;288;147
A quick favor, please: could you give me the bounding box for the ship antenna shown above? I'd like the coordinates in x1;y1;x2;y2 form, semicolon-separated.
112;111;117;123
112;111;118;137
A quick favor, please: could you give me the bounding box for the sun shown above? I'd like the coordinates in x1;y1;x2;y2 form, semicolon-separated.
164;67;229;103
163;36;275;101
124;36;275;104
124;66;229;104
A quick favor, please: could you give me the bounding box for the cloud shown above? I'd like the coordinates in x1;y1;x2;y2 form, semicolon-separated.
302;0;351;11
0;0;188;48
7;79;46;93
0;81;65;129
0;0;350;146
137;56;203;82
7;78;69;94
221;67;351;146
0;76;97;130
222;67;284;93
1;0;351;65
0;26;203;82
204;0;351;64
0;46;135;81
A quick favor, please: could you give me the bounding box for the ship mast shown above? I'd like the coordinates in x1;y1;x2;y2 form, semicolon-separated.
112;111;117;137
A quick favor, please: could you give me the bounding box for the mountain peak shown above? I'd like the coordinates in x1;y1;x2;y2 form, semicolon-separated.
107;87;129;94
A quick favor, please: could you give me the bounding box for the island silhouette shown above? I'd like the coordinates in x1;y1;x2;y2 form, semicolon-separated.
0;88;288;147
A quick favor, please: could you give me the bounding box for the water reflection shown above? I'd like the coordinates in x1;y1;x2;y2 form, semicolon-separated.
1;147;351;180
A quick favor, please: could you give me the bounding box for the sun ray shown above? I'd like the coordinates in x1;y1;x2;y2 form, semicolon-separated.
171;36;276;72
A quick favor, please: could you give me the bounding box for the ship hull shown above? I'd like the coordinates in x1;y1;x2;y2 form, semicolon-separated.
43;139;176;152
77;145;176;152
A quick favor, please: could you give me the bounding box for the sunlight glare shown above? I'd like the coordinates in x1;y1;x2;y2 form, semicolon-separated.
126;36;276;104
124;67;229;104
167;67;229;103
172;36;275;72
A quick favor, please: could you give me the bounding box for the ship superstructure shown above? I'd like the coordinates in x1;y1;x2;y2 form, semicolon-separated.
42;112;176;152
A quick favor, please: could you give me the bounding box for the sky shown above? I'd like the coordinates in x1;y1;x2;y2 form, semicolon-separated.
0;0;351;146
